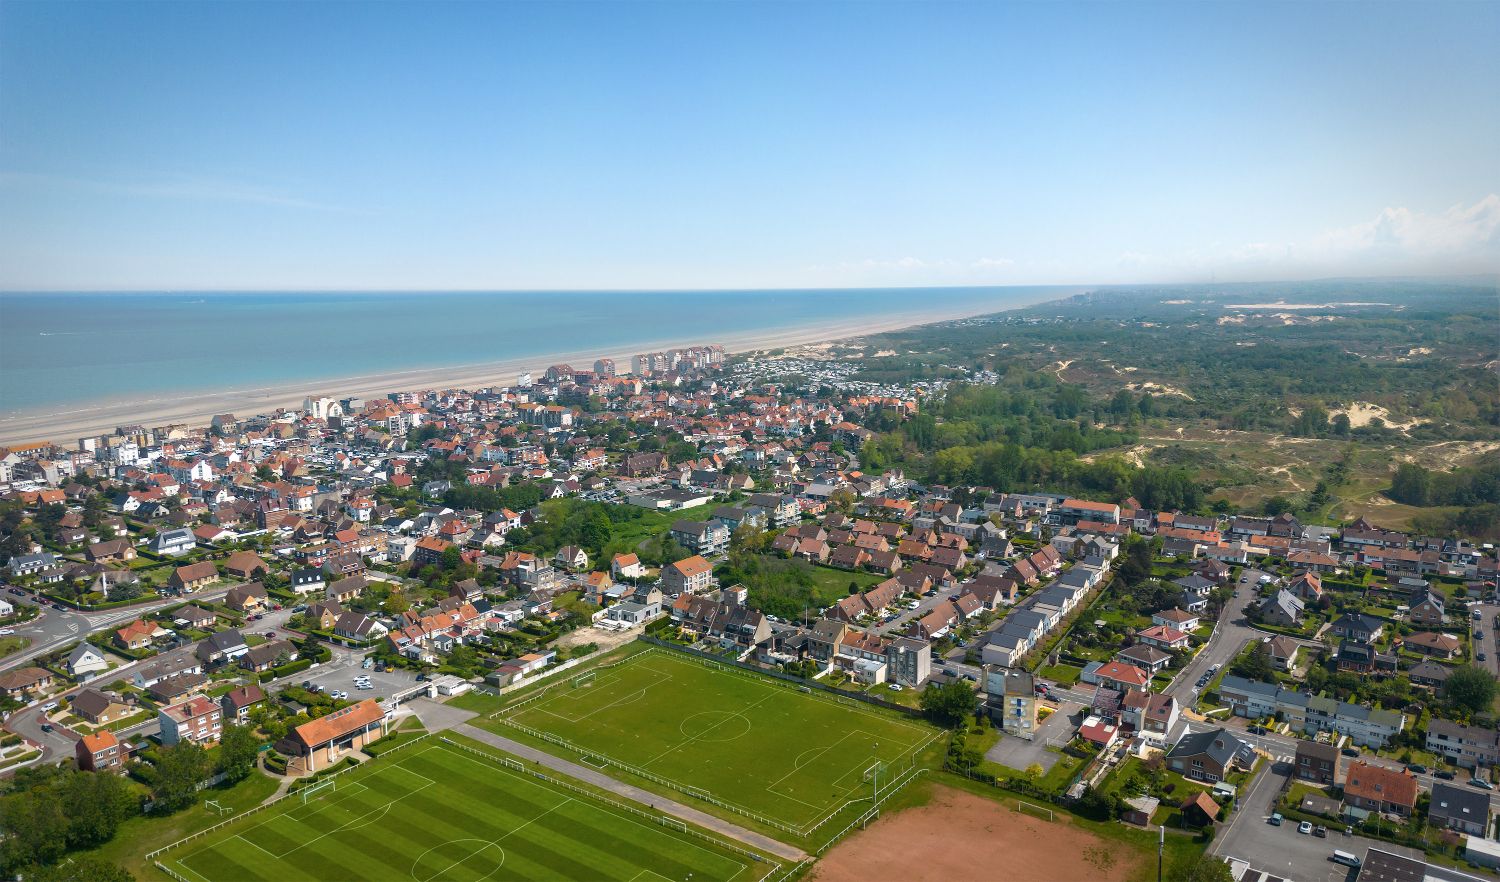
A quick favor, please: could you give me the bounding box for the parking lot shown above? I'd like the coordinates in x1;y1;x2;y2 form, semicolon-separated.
295;649;419;701
983;699;1081;774
1213;761;1428;882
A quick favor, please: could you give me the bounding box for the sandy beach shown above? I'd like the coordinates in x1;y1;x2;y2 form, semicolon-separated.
0;304;1001;446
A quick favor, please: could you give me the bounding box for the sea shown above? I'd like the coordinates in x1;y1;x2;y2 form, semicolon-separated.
0;287;1071;419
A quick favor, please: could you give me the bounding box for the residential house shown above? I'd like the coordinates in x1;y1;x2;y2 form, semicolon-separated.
196;629;250;667
333;611;389;642
1117;643;1174;676
1408;588;1447;627
1329;613;1385;643
325;575;370;604
65;643;110;679
1429;782;1491;836
1259;589;1305;627
1264;635;1300;672
1343;761;1418;817
1402;631;1462;659
70;688;130;725
306;600;343;630
1181;792;1221;828
610;553;646;579
1137;624;1190;651
148;528;197;556
1294;739;1341;785
158;694;223;746
1152;608;1201;632
114;619;168;651
225;582;270;613
85;538;136;564
221;551;270;580
662;555;715;595
1216;676;1406;747
553;545;589;571
1407;660;1451;689
172;604;218;629
240;639;297;673
1167;728;1252;784
1094;660;1151;694
290;568;325;595
76;730;125;772
1426;719;1500;770
220;684;266;724
167;561;219;594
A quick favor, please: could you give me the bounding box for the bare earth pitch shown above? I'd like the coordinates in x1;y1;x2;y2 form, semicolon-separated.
159;739;766;882
489;650;938;831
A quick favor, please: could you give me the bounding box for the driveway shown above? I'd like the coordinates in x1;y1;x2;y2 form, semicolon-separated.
1211;760;1428;882
984;700;1082;773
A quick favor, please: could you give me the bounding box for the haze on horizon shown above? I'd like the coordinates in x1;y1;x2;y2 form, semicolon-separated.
1;0;1497;292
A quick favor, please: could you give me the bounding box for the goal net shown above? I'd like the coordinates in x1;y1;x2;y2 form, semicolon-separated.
572;671;596;688
1017;800;1054;822
301;777;336;804
862;761;887;784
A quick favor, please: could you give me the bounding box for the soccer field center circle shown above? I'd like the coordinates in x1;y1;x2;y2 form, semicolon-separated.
677;709;754;742
410;838;506;882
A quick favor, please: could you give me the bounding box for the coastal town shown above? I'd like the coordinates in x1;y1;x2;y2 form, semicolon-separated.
1;341;1496;882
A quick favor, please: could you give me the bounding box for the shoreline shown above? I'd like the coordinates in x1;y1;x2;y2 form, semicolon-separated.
0;301;1027;446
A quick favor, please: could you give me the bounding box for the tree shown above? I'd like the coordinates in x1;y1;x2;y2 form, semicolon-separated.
60;770;135;848
27;859;136;882
1175;854;1234;882
1444;665;1498;715
919;681;978;728
0;789;68;870
154;741;212;812
218;724;260;783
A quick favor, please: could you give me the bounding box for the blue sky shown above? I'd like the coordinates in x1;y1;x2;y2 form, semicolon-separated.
2;1;1496;290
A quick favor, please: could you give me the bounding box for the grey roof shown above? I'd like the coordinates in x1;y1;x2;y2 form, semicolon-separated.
1429;782;1490;825
1168;727;1250;768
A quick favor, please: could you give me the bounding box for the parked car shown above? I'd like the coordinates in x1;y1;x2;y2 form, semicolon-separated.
40;723;53;733
41;701;58;712
1269;813;1283;826
1469;777;1495;790
889;684;903;692
0;628;13;636
1314;825;1327;838
1407;763;1427;774
1435;769;1457;780
1341;747;1361;758
1298;821;1313;835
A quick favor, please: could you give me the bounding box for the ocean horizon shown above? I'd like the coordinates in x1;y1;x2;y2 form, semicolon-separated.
0;286;1074;424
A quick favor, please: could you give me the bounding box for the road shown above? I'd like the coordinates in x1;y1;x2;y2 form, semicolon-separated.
1472;602;1498;679
1211;760;1427;882
0;581;246;673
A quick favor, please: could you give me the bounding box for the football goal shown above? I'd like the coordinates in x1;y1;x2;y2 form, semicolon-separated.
204;799;232;816
300;777;336;804
1017;800;1054;822
572;671;596;688
658;817;688;833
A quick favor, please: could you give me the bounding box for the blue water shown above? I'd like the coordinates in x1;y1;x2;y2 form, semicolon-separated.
0;288;1068;416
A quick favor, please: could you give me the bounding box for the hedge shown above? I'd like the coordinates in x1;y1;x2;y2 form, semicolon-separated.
260;657;314;682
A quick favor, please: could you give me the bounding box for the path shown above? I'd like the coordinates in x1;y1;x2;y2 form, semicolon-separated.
452;722;809;862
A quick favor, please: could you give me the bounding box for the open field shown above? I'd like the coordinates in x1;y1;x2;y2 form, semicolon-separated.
486;649;938;832
158;739;766;882
811;783;1142;882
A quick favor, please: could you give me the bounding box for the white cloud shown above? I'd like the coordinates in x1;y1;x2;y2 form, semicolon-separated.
1314;194;1500;258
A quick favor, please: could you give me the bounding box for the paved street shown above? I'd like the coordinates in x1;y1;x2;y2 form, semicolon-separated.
1472;602;1498;678
1211;760;1427;882
0;581;246;673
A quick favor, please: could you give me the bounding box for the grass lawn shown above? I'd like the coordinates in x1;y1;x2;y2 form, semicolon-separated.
604;501;720;550
801;564;886;607
82;771;281;877
1038;662;1085;685
156;740;765;882
0;635;30;658
485;648;939;832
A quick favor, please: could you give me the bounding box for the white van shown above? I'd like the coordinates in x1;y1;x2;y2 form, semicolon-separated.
1331;850;1361;868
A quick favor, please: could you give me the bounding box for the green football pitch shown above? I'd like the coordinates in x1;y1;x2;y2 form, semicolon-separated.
491;650;938;831
159;739;769;882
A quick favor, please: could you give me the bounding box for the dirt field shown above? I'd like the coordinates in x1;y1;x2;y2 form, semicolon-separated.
812;785;1141;882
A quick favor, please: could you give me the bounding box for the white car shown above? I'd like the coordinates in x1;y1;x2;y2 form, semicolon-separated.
42;701;59;712
0;628;14;635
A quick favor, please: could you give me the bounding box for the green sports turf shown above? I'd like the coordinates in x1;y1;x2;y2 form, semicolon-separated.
491;650;937;830
163;740;762;882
